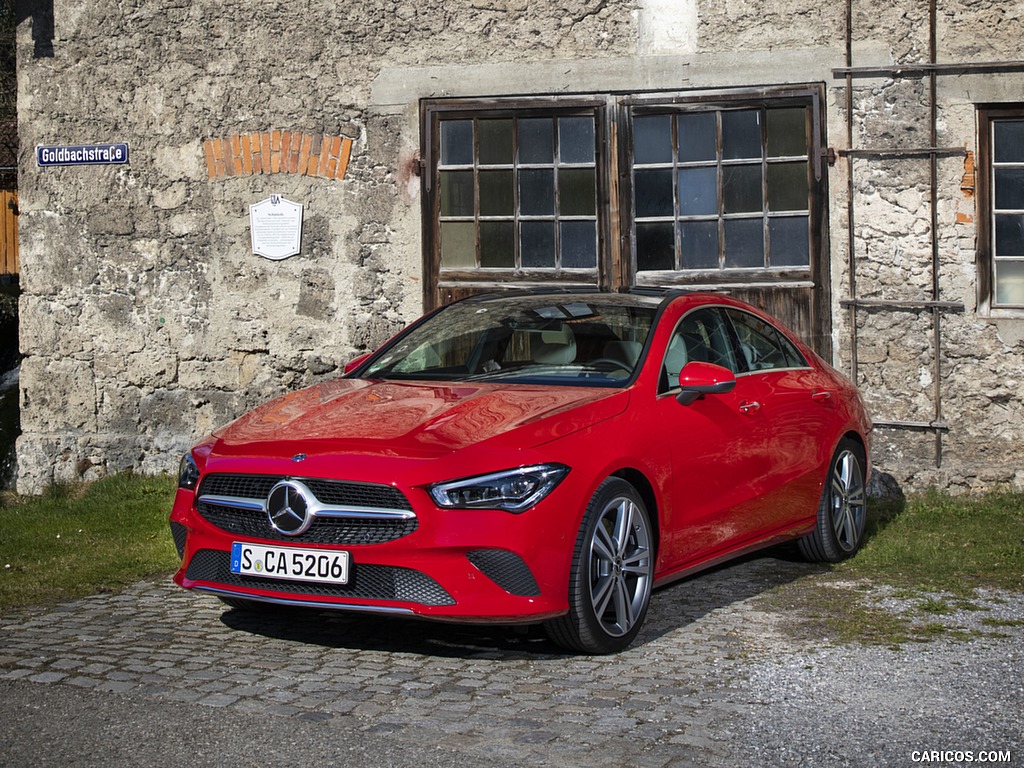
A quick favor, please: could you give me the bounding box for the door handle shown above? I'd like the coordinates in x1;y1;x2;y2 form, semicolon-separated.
739;401;761;414
811;390;832;403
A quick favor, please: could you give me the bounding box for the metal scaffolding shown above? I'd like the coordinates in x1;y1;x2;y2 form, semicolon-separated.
834;0;1024;467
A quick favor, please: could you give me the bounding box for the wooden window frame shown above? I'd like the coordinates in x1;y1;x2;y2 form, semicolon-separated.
978;105;1024;317
421;97;612;309
420;85;831;357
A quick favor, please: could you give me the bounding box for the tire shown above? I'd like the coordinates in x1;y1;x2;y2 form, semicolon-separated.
798;439;867;563
545;478;654;654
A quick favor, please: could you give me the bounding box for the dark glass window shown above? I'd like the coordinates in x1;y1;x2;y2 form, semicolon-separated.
990;117;1024;307
632;106;811;273
660;307;738;391
436;114;598;271
725;309;807;372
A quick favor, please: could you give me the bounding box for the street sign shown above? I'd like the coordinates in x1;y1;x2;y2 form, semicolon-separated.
36;143;130;167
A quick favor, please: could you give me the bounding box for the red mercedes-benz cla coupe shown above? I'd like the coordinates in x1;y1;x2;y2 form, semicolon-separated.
170;290;872;653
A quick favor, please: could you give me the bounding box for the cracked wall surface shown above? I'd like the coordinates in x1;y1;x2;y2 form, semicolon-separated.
13;0;1024;493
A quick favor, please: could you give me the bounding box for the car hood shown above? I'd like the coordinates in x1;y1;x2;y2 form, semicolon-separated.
210;377;628;459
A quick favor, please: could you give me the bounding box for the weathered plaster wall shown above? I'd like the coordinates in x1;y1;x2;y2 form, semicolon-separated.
825;1;1024;491
13;0;1024;494
14;0;638;492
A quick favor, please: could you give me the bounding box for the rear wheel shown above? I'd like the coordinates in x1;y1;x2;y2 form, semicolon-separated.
798;439;867;562
545;478;654;654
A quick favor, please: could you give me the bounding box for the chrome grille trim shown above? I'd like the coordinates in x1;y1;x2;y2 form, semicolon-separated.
198;494;267;513
197;493;415;520
194;473;419;545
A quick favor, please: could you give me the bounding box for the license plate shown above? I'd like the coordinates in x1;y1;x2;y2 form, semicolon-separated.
230;543;350;585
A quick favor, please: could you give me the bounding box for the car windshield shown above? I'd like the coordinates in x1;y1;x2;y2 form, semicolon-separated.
359;295;658;387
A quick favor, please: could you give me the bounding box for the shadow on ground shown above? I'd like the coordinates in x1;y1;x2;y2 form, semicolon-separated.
219;553;827;658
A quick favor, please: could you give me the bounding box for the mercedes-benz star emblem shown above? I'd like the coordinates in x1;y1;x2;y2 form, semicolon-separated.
267;480;312;536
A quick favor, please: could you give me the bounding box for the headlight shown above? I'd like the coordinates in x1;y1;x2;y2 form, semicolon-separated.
178;453;200;490
428;464;570;513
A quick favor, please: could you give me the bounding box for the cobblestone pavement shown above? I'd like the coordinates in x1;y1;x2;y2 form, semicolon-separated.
1;556;1022;767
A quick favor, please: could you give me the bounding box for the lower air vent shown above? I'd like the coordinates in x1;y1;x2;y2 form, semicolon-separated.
467;549;541;596
185;549;455;606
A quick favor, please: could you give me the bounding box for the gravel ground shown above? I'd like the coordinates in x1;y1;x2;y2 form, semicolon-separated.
1;558;1021;767
720;583;1024;767
730;641;1022;766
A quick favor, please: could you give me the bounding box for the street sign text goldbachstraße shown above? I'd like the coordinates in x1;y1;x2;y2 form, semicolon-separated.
36;143;130;167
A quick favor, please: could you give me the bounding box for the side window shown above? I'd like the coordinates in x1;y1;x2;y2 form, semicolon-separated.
661;308;738;391
725;309;807;372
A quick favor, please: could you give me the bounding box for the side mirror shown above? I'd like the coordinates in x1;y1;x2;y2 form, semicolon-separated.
675;361;737;406
343;353;372;375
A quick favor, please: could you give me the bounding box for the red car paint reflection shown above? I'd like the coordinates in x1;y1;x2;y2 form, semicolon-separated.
170;291;871;654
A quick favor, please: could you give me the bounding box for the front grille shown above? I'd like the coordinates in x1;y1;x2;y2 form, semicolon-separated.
198;502;418;545
467;549;541;596
199;474;412;511
195;473;417;545
185;549;455;606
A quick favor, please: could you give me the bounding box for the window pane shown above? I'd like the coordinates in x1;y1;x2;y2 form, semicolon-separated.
440;170;474;217
768;162;809;211
521;222;556;268
995;260;1024;305
723;219;764;268
440;120;473;166
678;113;716;163
679;167;718;216
479;170;513;216
440;222;476;268
722;110;761;160
769;216;809;267
994;168;1024;210
996;214;1024;256
478;119;513;165
636;223;675;270
519;118;554;164
559;117;595;164
679;221;719;269
635;169;674;217
519;169;555;215
727;309;794;371
994;120;1024;163
559;168;596;216
766;109;807;157
723;164;762;213
480;222;514;267
634;115;673;164
560;221;598;268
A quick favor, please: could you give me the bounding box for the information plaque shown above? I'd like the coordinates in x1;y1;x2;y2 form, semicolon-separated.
249;195;303;260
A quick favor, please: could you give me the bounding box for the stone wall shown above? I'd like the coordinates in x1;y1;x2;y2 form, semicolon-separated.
13;0;1024;493
825;1;1024;491
13;0;639;492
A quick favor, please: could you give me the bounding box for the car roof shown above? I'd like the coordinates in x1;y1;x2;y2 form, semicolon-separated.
458;287;689;310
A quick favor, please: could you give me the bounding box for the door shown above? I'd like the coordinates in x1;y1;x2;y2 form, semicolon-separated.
655;307;771;570
724;307;836;529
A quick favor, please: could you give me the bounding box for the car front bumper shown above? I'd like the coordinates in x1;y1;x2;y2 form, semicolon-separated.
169;474;583;624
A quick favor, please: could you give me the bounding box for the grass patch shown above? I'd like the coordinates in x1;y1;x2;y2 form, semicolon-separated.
836;490;1024;594
760;490;1024;647
0;473;179;611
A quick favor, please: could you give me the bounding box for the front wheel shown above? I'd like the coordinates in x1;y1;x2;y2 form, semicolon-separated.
545;478;654;654
798;439;867;563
